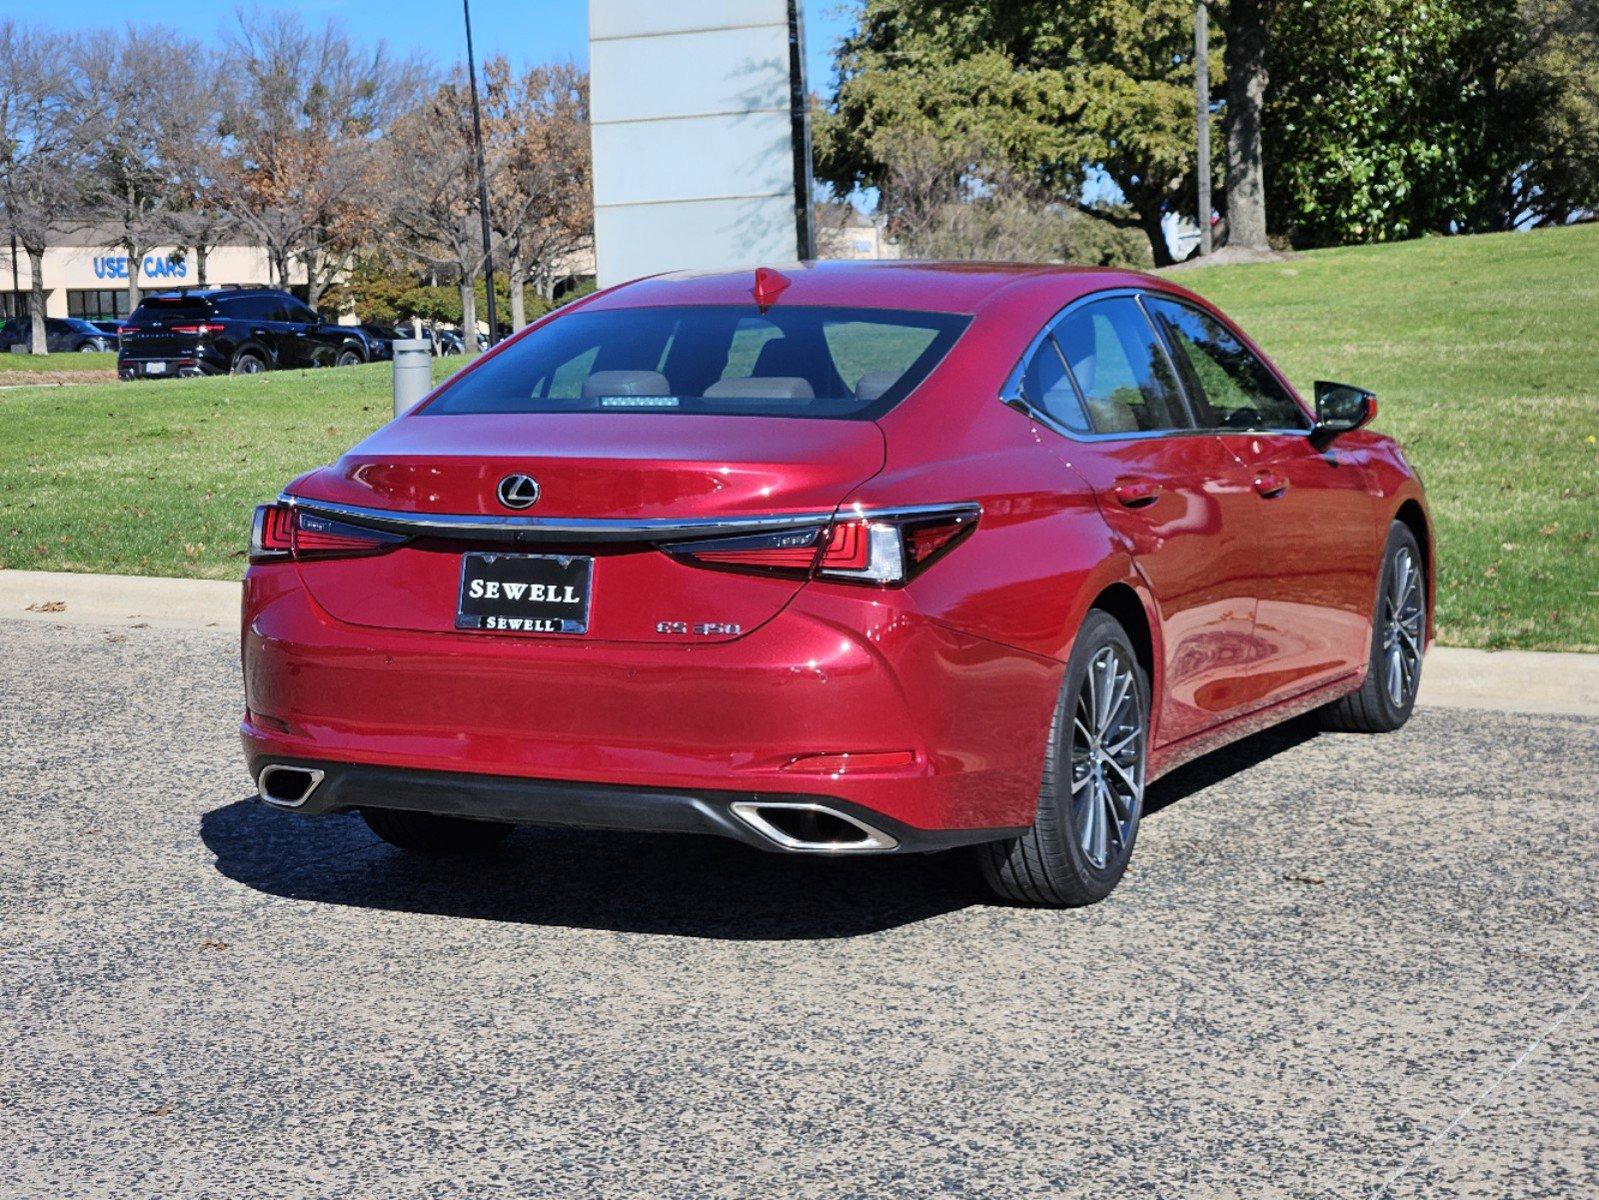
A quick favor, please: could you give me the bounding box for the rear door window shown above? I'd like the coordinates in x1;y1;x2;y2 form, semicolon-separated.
426;305;970;420
1054;298;1190;434
1145;297;1307;431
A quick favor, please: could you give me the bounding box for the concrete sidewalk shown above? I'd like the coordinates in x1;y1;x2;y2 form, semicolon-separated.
2;567;1595;717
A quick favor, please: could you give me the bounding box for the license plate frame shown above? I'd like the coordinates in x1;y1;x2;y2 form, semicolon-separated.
456;552;594;635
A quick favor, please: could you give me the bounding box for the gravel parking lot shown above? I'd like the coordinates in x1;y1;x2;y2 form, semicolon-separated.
3;618;1595;1198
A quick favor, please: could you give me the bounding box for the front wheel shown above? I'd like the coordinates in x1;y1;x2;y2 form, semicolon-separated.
980;609;1149;906
361;808;516;855
1320;522;1426;732
335;347;364;367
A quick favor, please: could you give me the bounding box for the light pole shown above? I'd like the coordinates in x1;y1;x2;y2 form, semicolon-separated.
1196;1;1212;256
462;0;499;349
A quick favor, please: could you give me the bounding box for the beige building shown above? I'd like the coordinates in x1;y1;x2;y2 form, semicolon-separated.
0;230;306;323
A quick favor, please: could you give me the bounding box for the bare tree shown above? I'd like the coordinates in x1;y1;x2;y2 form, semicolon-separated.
484;59;593;330
0;22;83;354
217;14;422;307
74;27;217;312
160;50;234;287
385;74;500;345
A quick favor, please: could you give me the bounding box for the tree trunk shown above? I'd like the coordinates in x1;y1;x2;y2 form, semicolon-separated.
195;245;209;286
459;278;478;356
25;245;48;355
304;246;323;310
1140;207;1176;268
1223;0;1271;250
124;240;142;315
508;259;526;331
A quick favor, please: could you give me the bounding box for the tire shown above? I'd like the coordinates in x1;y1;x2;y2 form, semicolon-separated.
335;347;364;367
361;808;515;855
231;352;267;376
1320;521;1426;733
979;609;1149;906
78;343;97;353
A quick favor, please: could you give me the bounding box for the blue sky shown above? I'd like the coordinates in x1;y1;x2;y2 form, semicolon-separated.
11;1;859;95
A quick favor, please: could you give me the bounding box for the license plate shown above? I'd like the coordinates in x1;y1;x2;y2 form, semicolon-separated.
145;362;167;375
456;552;593;635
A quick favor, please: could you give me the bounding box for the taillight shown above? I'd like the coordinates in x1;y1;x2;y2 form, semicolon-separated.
169;322;225;335
665;505;978;585
249;503;406;563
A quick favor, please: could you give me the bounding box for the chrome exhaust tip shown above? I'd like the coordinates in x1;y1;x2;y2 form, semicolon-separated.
256;765;325;809
729;801;899;854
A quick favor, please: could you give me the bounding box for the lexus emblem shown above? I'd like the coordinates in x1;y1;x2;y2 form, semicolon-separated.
497;474;540;510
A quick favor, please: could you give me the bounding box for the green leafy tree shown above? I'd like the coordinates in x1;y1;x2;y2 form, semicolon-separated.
816;0;1206;266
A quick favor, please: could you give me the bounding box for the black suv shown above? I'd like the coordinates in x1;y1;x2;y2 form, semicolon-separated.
0;316;114;353
117;288;370;380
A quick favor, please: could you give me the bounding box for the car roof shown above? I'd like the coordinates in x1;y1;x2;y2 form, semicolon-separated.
582;259;1186;316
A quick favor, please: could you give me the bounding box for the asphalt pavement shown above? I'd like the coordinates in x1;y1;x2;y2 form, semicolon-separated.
2;617;1595;1198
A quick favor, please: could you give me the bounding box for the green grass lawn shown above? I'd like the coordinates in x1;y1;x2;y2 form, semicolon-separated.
0;225;1594;649
1178;223;1597;651
0;351;118;371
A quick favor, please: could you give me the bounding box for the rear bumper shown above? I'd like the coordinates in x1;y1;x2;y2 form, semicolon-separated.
118;353;224;380
241;564;1061;838
246;756;1018;854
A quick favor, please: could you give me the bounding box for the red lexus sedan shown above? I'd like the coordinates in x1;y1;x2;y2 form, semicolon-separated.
242;262;1431;906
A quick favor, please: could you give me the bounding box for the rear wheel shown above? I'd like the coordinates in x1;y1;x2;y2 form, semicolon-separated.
980;609;1148;906
361;808;515;855
335;347;364;367
1321;522;1425;732
231;351;267;375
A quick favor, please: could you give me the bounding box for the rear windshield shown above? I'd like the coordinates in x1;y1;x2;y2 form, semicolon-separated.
129;296;214;321
425;305;971;420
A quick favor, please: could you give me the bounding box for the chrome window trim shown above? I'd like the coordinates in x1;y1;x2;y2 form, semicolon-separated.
998;285;1313;442
277;493;980;545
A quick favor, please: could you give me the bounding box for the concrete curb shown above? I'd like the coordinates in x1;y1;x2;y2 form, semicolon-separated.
0;568;239;631
3;568;1596;717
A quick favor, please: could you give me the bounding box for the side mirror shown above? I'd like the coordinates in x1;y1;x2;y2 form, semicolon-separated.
1311;381;1377;446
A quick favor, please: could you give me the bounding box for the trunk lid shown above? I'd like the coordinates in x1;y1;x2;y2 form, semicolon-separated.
288;412;885;643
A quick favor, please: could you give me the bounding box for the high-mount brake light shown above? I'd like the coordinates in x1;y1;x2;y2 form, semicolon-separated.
667;506;978;585
249;503;407;563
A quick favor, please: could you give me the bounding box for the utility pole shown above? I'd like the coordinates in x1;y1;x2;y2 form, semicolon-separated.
786;0;816;260
462;0;499;349
1196;1;1213;256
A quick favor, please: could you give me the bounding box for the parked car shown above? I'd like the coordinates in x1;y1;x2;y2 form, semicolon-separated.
0;316;114;353
89;319;125;338
241;262;1431;907
117;287;370;379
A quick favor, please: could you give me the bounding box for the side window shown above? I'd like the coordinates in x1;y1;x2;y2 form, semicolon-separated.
1054;298;1189;434
284;298;319;325
1022;334;1090;433
1146;298;1306;431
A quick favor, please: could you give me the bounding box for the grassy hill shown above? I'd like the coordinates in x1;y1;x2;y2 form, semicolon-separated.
0;224;1594;650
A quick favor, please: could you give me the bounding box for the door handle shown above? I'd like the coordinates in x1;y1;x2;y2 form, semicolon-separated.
1253;471;1289;499
1111;477;1164;508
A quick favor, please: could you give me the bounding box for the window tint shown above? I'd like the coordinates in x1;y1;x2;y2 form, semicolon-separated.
130;297;213;321
427;306;970;420
1054;298;1189;434
1022;335;1090;433
284;298;319;324
1146;298;1306;431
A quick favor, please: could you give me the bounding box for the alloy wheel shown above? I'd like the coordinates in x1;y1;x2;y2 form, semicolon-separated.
1069;644;1145;870
1381;547;1424;706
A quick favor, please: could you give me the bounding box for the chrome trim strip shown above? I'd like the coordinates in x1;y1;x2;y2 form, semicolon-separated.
277;494;980;545
729;801;900;854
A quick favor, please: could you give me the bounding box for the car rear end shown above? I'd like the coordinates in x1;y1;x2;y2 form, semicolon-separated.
118;294;230;379
241;293;1042;852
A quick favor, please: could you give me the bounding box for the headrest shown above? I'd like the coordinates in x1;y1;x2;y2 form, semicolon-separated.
702;376;816;401
854;371;901;402
582;369;671;398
